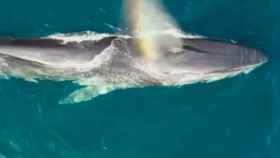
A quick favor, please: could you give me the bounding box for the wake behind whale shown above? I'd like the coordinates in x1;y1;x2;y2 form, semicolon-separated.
0;31;267;104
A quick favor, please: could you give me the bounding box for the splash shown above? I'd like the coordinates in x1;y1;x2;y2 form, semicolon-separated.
125;0;183;60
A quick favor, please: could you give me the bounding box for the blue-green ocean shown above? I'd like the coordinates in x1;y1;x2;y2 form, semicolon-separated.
0;0;279;158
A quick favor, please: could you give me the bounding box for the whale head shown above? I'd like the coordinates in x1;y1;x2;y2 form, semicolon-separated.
129;37;268;85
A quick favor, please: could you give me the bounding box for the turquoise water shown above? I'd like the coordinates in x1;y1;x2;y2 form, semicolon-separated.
0;0;279;158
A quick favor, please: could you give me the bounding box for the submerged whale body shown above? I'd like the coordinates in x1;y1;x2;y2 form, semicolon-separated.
0;32;267;104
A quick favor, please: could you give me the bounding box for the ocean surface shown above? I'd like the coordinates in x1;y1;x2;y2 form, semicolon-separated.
0;0;279;158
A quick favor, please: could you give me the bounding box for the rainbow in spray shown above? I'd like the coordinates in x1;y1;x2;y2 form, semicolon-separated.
125;0;183;60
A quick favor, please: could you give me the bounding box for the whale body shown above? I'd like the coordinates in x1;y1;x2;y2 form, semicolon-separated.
0;32;267;104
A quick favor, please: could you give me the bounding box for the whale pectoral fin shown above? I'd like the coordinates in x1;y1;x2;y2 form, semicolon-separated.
59;87;96;104
59;84;118;104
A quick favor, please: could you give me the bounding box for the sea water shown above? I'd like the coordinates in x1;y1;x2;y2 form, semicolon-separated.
0;0;279;158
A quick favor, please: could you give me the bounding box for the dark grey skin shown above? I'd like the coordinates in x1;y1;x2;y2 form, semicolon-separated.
0;35;267;104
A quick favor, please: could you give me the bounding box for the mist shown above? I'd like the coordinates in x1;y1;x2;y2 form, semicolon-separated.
125;0;183;60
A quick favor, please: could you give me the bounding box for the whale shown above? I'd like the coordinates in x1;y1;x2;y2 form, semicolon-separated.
0;32;268;104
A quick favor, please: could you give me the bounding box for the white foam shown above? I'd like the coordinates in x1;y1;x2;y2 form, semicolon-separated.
161;29;205;39
46;29;201;45
46;31;114;44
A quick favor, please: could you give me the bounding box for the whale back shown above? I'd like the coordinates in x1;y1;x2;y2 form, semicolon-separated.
0;36;116;65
